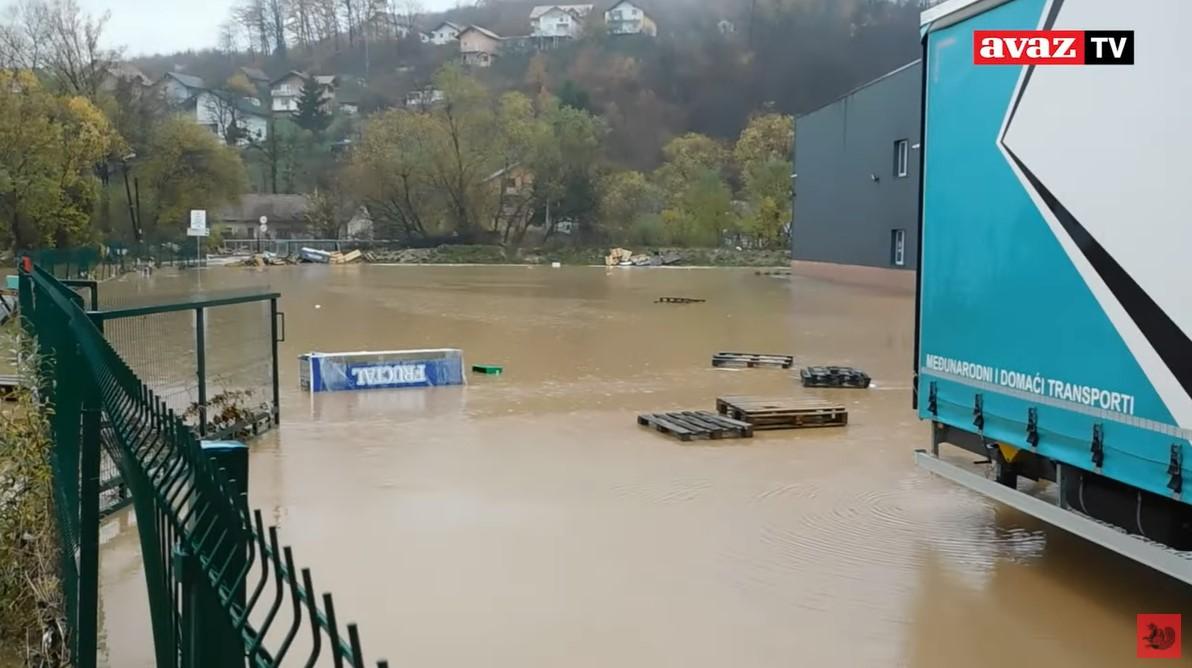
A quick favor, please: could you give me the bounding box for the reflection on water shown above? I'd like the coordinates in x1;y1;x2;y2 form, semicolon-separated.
99;265;1192;667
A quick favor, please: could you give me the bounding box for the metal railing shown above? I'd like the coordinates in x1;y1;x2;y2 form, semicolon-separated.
20;260;387;667
24;243;205;281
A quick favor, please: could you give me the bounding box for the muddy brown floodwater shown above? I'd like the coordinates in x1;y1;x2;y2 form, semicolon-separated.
96;265;1191;667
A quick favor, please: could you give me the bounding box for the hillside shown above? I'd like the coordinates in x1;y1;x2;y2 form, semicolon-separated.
130;0;922;168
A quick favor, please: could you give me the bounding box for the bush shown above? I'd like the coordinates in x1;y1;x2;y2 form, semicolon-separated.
627;214;669;246
0;329;67;665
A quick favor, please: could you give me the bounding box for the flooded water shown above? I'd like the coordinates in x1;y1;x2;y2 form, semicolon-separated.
98;265;1191;667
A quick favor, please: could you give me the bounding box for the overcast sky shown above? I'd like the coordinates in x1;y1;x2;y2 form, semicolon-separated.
78;0;461;57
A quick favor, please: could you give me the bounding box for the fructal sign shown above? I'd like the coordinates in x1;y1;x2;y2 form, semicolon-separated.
974;30;1133;65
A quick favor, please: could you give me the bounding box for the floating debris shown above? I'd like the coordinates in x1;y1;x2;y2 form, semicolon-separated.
656;297;706;304
716;396;848;430
637;411;754;442
472;364;504;376
712;352;794;369
800;366;872;389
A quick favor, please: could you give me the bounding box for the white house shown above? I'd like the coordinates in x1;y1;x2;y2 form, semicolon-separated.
427;21;462;45
459;25;503;67
404;87;445;109
529;5;593;38
270;71;306;113
193;91;269;145
604;1;657;36
154;72;206;105
270;72;336;114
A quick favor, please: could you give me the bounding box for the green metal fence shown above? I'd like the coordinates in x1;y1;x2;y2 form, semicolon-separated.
20;260;388;667
24;243;204;281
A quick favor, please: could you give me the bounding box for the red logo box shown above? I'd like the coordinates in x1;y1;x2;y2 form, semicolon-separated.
1138;614;1182;659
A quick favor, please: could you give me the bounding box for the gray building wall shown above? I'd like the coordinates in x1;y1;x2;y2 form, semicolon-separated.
792;60;922;270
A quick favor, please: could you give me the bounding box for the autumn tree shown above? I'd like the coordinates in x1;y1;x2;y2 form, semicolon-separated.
0;71;117;248
734;113;793;247
650;132;735;246
138;118;247;239
598;170;663;241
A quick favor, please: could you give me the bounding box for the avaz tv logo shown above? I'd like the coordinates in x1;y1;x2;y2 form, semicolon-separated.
974;30;1133;65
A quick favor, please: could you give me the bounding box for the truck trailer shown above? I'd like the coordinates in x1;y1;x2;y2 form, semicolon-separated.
915;0;1192;583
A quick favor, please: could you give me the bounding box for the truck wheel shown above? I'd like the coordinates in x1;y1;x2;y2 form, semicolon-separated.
991;448;1018;489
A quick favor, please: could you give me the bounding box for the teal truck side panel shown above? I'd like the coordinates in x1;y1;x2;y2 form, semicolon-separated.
918;0;1192;502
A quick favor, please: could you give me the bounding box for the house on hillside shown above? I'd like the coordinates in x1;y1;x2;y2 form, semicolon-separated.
270;72;337;114
239;66;270;88
154;71;206;105
605;1;657;36
216;194;311;239
530;5;593;38
100;63;153;94
191;91;269;145
405;87;445;110
427;21;462;45
484;163;536;232
270;72;306;113
459;26;503;67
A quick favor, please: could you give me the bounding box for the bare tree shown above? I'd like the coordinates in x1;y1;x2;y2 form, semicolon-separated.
218;20;240;57
340;0;358;46
0;0;49;71
314;0;340;49
288;0;316;48
265;0;288;59
0;0;118;100
234;0;272;57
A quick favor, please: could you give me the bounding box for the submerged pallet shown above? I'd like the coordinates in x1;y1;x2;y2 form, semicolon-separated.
716;396;848;430
712;352;795;369
800;366;871;389
637;411;754;442
656;297;706;304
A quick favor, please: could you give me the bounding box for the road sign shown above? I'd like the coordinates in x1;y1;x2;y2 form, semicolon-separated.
190;210;208;232
186;228;210;237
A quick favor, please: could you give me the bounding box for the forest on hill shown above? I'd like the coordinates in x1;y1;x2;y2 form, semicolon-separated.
131;0;923;168
0;0;927;251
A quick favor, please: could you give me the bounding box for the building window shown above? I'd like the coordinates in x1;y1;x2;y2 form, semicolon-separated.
891;229;907;267
894;139;909;178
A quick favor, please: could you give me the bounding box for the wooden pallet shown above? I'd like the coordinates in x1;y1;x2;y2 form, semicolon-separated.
656;297;706;304
637;410;754;442
716;395;848;430
712;352;795;369
800;366;871;389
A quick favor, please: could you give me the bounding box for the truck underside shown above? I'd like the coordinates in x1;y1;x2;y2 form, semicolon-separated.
920;425;1192;583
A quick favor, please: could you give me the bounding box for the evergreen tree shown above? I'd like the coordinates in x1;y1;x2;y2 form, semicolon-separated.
294;76;331;132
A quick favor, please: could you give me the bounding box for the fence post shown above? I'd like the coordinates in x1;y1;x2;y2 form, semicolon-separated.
77;377;101;668
180;441;249;668
196;307;207;436
270;298;281;426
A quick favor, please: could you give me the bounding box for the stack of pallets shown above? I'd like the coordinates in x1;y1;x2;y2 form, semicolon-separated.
636;411;754;442
716;396;848;430
712;352;795;369
800;366;871;389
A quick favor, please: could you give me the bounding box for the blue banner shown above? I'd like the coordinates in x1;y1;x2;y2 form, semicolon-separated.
302;351;465;393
